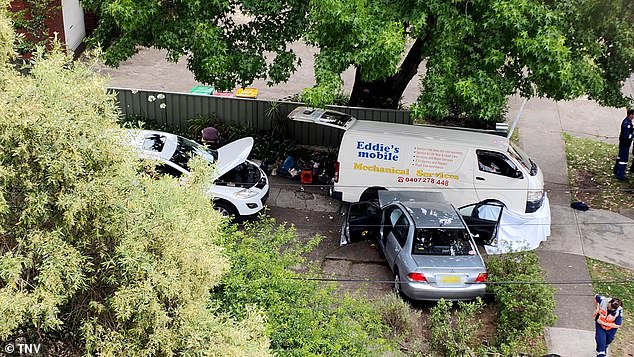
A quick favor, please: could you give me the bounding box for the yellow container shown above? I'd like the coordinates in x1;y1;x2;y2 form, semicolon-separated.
235;87;258;98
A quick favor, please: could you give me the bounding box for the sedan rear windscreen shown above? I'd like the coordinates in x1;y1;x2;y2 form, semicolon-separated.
412;228;474;256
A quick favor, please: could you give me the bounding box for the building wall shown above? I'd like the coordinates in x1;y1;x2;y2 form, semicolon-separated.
9;0;96;55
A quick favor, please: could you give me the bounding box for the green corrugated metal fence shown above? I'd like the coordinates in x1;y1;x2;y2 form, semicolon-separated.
110;88;412;148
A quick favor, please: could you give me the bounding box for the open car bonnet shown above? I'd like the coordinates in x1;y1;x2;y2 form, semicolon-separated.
216;137;254;176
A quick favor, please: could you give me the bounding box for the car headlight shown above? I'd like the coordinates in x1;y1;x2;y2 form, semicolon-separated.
527;189;544;202
233;188;258;199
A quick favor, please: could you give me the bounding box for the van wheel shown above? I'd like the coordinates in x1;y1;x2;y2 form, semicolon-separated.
214;201;237;217
360;187;386;203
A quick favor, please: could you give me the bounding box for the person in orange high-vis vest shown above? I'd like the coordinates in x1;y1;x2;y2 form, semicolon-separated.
594;294;623;356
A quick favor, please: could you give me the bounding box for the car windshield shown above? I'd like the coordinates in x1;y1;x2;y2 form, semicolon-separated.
412;228;474;256
142;134;167;152
508;142;537;176
170;136;217;171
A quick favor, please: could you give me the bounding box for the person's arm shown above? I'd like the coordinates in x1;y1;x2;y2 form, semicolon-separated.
594;295;602;320
599;320;622;329
611;311;623;329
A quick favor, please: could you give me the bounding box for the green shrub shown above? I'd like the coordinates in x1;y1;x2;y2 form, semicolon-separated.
375;293;420;336
121;114;298;164
211;217;397;356
0;46;270;355
486;251;556;349
429;298;484;356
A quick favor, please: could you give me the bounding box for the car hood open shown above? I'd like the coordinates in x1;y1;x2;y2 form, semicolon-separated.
216;137;254;176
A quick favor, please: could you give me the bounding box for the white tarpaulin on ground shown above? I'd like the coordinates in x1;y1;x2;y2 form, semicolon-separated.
482;194;551;254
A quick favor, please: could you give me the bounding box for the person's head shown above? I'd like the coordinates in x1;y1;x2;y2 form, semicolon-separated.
627;109;634;118
201;126;220;144
609;298;622;311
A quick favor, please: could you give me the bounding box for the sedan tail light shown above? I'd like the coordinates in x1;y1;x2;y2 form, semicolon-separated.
407;272;427;282
475;273;488;283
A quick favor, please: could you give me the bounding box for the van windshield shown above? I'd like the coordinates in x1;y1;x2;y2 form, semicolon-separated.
508;142;537;176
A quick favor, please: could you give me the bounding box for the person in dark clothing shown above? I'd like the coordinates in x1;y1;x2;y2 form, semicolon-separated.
614;109;634;180
201;126;221;150
594;294;623;356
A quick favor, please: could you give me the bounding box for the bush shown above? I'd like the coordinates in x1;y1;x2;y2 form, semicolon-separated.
375;293;420;337
211;217;397;356
429;298;484;356
486;251;556;349
0;47;269;355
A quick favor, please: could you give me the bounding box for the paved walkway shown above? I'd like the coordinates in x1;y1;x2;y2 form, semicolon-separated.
509;94;634;356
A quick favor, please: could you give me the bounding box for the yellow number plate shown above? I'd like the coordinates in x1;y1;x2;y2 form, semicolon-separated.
439;276;463;284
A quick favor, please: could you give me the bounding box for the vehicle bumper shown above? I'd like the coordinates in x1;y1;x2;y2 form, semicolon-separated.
234;184;269;216
401;282;486;301
330;187;343;200
525;195;545;213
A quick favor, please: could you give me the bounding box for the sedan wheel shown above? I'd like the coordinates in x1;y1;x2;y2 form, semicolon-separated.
393;270;402;296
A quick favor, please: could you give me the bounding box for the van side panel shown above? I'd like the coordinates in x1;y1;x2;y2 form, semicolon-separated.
335;131;478;206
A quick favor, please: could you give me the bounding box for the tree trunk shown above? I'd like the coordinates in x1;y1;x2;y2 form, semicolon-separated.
349;37;425;109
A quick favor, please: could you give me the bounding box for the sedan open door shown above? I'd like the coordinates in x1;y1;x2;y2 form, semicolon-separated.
458;201;504;245
341;202;382;245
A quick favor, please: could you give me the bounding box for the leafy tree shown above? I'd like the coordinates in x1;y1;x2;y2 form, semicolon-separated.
84;0;634;123
0;14;270;355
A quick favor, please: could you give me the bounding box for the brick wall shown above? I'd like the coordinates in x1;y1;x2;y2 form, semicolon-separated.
8;0;87;54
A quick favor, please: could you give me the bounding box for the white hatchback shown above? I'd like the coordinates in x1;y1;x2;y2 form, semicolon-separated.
128;130;269;217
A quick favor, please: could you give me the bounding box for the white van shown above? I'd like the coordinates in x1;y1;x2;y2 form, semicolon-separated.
288;107;544;214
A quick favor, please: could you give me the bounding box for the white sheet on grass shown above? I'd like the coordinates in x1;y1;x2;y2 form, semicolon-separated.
482;194;551;254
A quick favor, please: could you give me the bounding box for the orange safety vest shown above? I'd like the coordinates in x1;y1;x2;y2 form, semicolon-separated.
595;299;622;331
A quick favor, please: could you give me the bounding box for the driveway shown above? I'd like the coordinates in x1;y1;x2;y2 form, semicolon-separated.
265;176;392;298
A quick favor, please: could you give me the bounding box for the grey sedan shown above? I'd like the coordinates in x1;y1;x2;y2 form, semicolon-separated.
341;192;489;301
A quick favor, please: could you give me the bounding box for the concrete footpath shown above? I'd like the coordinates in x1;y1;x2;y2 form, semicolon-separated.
509;93;634;356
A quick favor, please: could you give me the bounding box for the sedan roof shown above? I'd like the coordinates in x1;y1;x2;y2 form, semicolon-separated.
403;201;465;229
377;191;464;229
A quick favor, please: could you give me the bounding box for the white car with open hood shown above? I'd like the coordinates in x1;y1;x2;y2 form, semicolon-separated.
127;130;269;217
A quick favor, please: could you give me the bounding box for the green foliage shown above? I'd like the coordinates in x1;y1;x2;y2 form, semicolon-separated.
429;298;483;357
557;0;634;108
86;0;633;122
375;293;420;337
8;0;56;55
486;251;556;351
211;216;397;356
563;133;634;211
121;114;298;163
0;0;14;64
0;45;271;354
